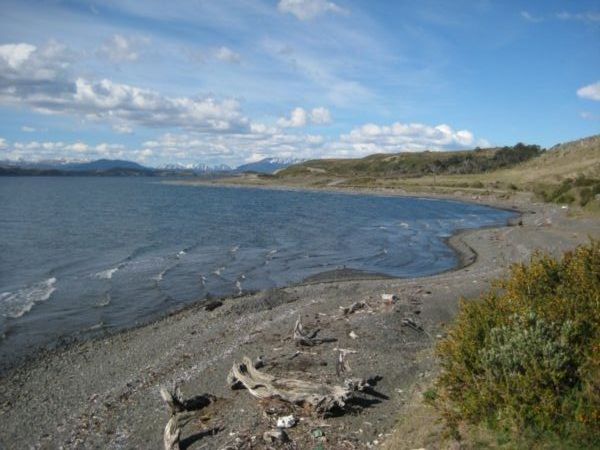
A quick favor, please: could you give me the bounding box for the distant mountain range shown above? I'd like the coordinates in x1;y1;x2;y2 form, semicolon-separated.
235;157;305;174
0;157;304;176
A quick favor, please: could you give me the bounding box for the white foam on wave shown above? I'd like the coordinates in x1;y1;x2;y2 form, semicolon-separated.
177;250;186;258
95;267;119;280
154;269;167;282
235;280;243;295
96;293;111;307
0;277;57;319
230;245;240;254
213;267;225;276
399;222;410;229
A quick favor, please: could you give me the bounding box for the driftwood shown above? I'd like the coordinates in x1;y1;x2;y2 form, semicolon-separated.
160;386;216;450
228;356;355;414
340;301;367;316
335;348;357;376
292;317;336;347
401;317;424;332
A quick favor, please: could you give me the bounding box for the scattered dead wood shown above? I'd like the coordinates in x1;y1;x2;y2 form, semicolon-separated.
401;317;424;332
292;317;336;347
340;301;367;316
228;356;357;415
335;348;357;376
159;386;216;450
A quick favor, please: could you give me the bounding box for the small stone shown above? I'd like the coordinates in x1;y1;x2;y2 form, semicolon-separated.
263;429;288;444
276;414;296;428
312;428;324;438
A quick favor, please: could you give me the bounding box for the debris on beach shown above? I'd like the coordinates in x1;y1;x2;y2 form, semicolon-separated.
340;300;368;316
292;317;337;347
335;348;357;376
228;356;361;415
263;428;289;444
276;414;297;428
159;385;217;450
381;293;398;304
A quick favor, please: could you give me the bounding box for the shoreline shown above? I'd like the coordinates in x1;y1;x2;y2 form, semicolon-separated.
1;187;598;448
0;186;513;377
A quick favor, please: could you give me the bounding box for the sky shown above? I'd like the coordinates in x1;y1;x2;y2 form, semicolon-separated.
0;0;598;167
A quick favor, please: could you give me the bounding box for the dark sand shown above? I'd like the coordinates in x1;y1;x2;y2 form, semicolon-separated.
1;190;598;449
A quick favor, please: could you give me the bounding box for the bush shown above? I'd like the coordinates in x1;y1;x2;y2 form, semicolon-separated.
435;241;600;446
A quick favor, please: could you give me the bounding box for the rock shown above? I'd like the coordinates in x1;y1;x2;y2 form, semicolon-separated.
381;293;398;303
263;428;288;444
349;331;359;339
276;414;296;428
204;300;223;311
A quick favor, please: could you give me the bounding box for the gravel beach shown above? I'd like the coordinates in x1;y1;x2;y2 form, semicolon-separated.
1;191;598;449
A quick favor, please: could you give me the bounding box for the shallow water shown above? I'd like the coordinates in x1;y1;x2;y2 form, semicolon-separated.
0;177;514;369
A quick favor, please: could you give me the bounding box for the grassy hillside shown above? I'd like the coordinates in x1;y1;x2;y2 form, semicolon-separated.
268;135;600;211
278;143;542;179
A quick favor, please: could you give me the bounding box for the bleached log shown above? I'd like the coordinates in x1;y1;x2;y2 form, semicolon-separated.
340;301;367;316
228;356;353;414
335;348;357;376
160;386;215;450
292;317;336;347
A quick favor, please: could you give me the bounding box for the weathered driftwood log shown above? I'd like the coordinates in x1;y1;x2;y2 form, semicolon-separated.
401;317;424;332
292;317;337;347
228;356;353;414
335;348;357;376
340;301;367;316
160;386;216;450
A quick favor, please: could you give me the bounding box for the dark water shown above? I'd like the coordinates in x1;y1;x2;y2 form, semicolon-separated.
0;177;514;369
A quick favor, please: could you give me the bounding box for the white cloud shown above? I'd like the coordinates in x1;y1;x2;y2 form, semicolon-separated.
278;0;346;21
141;126;326;165
113;124;133;134
0;41;71;82
277;106;332;127
0;43;36;69
21;126;36;132
556;11;600;23
2;139;127;162
580;111;600;120
309;107;332;124
277;107;308;127
0;42;249;133
577;81;600;101
338;122;483;155
215;46;241;64
520;11;543;23
98;35;141;63
0;137;6;149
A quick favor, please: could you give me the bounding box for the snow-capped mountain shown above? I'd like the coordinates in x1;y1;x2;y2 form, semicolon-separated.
235;157;305;174
158;163;232;173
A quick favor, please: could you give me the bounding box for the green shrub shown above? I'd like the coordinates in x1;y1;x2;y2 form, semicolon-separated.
435;241;600;446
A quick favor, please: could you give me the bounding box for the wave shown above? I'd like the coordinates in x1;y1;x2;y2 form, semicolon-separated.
96;293;111;307
95;266;119;279
154;268;168;282
0;277;57;319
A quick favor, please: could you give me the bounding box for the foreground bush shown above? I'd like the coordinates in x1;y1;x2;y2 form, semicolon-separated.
435;241;600;446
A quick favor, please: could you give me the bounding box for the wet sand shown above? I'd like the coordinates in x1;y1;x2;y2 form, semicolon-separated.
1;190;598;449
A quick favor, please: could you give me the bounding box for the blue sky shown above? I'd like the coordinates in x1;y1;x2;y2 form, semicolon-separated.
0;0;598;167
